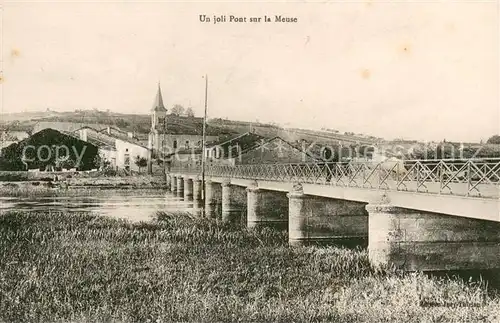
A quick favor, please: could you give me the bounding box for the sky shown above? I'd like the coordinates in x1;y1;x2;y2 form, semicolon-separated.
1;0;499;142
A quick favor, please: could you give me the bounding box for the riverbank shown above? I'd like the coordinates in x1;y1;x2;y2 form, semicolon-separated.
0;175;167;196
0;211;498;322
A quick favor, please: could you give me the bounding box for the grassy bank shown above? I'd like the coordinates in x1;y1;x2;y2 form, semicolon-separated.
0;211;499;322
65;175;166;187
0;175;166;197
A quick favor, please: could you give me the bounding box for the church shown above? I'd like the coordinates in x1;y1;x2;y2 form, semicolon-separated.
148;83;168;153
147;84;219;162
69;84;219;172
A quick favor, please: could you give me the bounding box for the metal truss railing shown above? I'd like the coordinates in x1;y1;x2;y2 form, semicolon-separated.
171;158;500;198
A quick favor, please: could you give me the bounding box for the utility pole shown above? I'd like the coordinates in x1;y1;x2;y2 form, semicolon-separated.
162;116;167;182
201;74;208;210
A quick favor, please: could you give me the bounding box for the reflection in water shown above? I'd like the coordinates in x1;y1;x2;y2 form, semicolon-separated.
0;189;203;222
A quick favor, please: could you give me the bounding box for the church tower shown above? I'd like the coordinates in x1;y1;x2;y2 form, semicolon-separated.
148;83;167;153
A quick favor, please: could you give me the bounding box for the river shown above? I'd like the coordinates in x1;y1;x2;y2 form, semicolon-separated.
0;189;203;222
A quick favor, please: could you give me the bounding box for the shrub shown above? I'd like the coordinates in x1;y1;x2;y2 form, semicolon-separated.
487;135;500;144
0;171;28;182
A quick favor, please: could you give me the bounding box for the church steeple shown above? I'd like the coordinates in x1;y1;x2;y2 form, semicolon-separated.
150;83;168;134
152;82;167;112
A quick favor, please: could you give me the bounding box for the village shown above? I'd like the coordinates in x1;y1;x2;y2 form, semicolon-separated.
1;1;500;320
1;83;499;179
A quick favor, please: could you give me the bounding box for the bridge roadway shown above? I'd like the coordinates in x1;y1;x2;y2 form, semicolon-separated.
169;158;500;272
206;177;500;222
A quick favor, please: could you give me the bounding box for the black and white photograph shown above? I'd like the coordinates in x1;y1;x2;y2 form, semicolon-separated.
0;0;499;321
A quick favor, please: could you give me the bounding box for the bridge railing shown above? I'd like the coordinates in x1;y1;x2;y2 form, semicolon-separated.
171;158;500;198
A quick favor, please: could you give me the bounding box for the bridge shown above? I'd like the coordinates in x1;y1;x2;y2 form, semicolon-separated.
168;158;500;272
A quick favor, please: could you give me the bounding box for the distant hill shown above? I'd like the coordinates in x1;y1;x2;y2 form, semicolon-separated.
1;109;383;147
207;118;382;146
0;110;236;137
3;110;498;160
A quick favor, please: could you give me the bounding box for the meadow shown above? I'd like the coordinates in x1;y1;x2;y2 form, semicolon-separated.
0;211;499;322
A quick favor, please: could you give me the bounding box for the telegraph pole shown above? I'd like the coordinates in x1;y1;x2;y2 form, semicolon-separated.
163;116;167;182
201;74;208;209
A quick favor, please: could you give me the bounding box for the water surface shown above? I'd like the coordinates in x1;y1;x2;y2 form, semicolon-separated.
0;189;201;222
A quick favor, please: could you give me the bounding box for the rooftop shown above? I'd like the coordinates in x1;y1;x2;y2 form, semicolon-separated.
73;126;148;149
151;83;167;112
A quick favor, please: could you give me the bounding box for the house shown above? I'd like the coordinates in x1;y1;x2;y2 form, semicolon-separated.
99;126;136;140
205;134;318;166
166;147;203;170
0;128;99;171
32;121;112;134
74;126;149;171
4;84;224;172
69;84;222;171
236;137;318;165
204;132;267;165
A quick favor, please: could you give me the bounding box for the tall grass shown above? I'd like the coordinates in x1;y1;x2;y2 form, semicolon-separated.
0;211;499;322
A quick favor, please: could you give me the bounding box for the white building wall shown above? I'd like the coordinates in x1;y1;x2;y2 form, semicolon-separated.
99;148;117;169
115;139;149;171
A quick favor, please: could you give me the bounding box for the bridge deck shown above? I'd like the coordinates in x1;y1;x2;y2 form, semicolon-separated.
171;159;500;222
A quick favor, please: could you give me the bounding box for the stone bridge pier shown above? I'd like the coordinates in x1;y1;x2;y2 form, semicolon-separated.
205;180;222;218
176;176;184;196
366;204;500;271
287;184;368;247
183;176;193;200
246;181;288;230
174;171;500;272
190;177;203;216
170;175;177;193
221;180;247;225
192;177;202;201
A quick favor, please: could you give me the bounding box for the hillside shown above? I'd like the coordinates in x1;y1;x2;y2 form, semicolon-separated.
1;111;236;137
1;110;383;145
2;110;498;160
207;118;383;146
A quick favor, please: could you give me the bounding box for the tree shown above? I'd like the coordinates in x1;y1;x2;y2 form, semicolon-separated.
116;118;129;128
134;155;148;172
93;154;110;170
171;104;184;116
486;135;500;144
58;157;75;170
185;107;195;117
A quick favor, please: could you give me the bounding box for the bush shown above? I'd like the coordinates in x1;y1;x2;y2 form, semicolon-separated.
43;181;55;188
0;172;28;182
487;135;500;144
102;166;117;177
